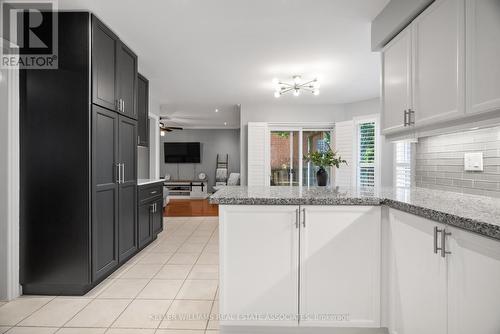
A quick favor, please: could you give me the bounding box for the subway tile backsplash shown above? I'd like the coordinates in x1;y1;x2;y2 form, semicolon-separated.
416;126;500;197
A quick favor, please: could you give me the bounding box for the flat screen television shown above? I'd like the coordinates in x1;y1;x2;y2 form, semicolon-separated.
164;142;201;163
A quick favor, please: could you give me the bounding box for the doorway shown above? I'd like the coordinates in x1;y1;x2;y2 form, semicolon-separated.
269;127;333;187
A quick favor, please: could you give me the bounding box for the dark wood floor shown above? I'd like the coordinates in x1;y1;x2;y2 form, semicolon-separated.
164;199;219;217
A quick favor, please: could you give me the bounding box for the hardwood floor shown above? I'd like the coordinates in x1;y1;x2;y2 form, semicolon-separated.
165;199;219;217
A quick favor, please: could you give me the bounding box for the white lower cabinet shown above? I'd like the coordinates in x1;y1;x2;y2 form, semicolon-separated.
300;206;381;327
219;205;299;327
219;205;381;328
388;209;500;334
387;209;447;334
447;226;500;334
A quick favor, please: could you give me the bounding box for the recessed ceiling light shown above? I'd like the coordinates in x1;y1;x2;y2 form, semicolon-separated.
215;109;219;113
224;122;227;126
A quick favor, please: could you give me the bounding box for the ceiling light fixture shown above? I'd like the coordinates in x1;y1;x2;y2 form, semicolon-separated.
215;109;219;113
273;75;320;98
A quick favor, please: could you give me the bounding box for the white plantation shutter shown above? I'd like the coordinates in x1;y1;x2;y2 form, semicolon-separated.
334;121;355;188
395;142;412;188
358;122;376;188
247;122;269;186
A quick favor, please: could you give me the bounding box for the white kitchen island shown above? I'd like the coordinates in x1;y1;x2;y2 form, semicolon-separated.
210;186;500;334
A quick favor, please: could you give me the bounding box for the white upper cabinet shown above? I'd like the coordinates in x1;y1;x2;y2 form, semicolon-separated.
381;0;500;136
387;209;447;334
300;206;381;328
447;226;500;334
465;0;500;115
412;0;465;126
382;28;412;134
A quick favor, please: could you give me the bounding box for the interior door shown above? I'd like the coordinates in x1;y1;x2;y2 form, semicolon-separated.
118;116;138;262
117;42;138;120
219;205;299;326
92;105;119;281
448;226;500;334
300;206;381;327
382;27;412;134
92;16;118;111
388;209;447;334
412;0;465;126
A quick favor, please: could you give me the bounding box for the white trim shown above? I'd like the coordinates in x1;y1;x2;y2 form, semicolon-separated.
148;113;160;179
1;38;21;300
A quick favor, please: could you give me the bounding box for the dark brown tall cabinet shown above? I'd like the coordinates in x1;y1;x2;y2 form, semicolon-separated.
20;12;139;295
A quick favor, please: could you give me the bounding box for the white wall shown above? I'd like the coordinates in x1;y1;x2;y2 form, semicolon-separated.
240;99;390;186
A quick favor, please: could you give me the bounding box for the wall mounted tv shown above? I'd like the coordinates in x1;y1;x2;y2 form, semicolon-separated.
164;142;201;163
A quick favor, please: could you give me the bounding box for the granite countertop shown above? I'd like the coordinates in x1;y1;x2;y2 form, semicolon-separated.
137;178;166;186
209;186;500;240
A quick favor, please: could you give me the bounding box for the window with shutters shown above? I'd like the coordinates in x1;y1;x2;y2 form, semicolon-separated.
395;141;412;188
357;121;376;188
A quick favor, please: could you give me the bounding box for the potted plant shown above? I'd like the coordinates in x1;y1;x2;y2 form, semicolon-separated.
304;147;347;186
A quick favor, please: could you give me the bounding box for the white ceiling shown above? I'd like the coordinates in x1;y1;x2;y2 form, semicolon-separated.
59;0;388;127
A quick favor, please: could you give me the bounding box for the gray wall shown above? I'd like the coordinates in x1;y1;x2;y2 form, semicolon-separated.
160;129;240;191
138;146;149;179
416;126;500;197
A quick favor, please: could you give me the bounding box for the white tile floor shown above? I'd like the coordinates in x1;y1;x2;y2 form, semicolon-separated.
0;216;220;334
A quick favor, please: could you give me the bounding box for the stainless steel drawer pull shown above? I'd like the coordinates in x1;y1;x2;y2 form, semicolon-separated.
441;229;452;258
433;226;442;254
151;191;158;195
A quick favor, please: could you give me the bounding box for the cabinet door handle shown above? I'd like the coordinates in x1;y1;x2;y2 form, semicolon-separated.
408;109;415;126
116;163;121;184
433;226;442;254
302;208;306;228
121;163;125;183
295;208;299;229
441;229;452;258
403;109;408;127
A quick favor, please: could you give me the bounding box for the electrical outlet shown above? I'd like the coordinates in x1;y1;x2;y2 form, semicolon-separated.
464;152;483;171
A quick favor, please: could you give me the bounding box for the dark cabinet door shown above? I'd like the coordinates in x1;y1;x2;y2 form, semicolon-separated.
118;116;138;262
92;16;118;111
137;74;149;147
138;203;153;249
92;105;119;281
153;198;164;235
117;42;138;120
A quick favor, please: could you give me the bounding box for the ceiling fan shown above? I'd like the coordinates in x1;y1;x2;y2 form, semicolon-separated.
159;117;183;136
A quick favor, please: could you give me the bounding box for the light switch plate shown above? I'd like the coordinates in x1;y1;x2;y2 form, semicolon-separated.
464;152;483;171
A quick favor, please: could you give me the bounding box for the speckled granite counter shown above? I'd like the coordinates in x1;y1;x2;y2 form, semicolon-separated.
137;178;165;186
209;186;500;240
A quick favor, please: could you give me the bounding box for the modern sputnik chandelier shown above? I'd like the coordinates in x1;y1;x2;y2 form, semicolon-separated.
273;75;320;98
